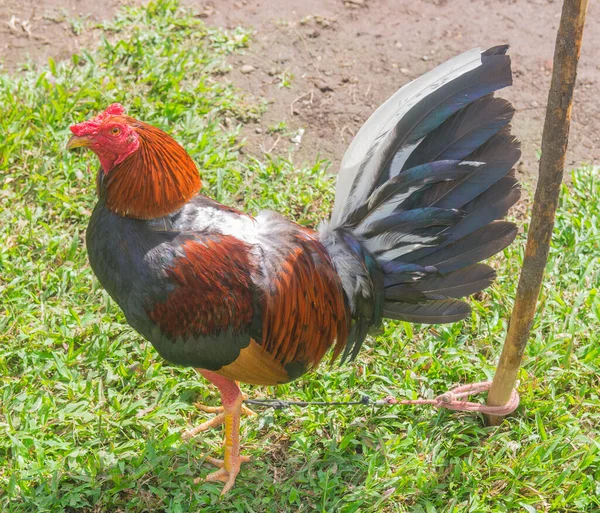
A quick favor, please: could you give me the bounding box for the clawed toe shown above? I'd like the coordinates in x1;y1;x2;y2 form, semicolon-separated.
202;455;251;468
194;404;224;414
194;454;251;494
182;413;226;440
193;397;256;418
195;468;235;494
183;395;256;442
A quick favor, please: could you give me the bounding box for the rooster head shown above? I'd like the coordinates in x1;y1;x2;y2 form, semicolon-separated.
67;104;201;219
67;103;140;173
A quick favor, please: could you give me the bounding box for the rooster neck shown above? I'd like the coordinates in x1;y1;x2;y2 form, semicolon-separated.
99;120;202;220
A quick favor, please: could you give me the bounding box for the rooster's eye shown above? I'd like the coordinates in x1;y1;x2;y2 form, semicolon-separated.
111;127;121;135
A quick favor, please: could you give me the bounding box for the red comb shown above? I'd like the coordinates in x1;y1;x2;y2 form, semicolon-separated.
70;103;126;136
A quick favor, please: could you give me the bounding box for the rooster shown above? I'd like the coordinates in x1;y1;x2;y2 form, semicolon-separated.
68;46;520;494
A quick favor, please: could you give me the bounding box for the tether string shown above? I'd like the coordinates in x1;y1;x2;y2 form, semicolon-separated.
244;381;520;417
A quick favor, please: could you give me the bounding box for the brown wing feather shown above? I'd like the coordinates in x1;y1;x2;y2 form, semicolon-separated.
149;236;255;339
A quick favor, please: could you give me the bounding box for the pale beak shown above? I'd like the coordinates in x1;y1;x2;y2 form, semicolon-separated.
66;135;92;150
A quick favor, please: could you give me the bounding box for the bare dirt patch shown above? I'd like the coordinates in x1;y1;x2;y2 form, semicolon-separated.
197;0;600;181
0;0;131;69
1;0;598;181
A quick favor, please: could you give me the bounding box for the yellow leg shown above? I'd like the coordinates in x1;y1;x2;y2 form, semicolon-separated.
192;370;251;495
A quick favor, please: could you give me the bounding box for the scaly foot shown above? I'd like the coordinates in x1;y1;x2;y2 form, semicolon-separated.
195;454;251;495
182;395;255;441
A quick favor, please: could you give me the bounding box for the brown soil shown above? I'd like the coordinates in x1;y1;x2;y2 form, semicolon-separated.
1;0;599;180
0;0;127;68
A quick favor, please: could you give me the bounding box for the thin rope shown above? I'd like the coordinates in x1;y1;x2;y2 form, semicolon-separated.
244;381;520;417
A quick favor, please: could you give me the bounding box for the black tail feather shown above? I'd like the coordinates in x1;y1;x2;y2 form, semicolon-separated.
385;264;496;302
321;45;520;359
383;299;472;324
402;96;514;172
418;221;518;274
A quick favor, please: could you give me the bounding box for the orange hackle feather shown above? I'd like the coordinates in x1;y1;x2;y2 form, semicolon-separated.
103;117;201;219
261;230;349;369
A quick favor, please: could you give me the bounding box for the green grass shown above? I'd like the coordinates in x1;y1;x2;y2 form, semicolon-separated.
1;1;599;511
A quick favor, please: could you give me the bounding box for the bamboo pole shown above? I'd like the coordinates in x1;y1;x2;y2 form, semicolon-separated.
485;0;589;426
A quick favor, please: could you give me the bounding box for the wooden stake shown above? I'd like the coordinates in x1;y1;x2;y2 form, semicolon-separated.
485;0;589;426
